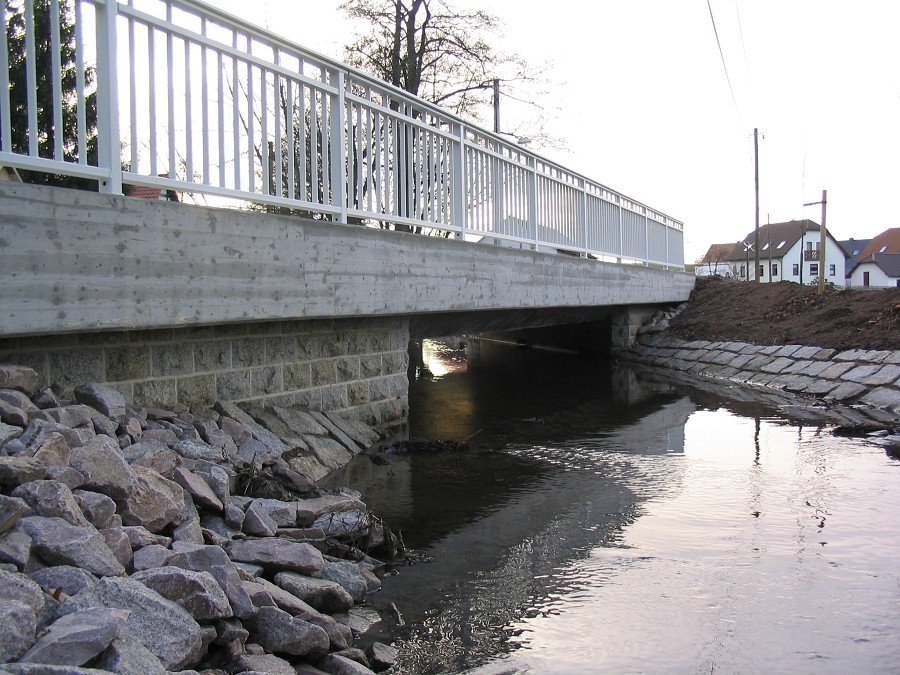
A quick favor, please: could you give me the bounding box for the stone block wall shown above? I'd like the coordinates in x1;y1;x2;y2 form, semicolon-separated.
0;317;410;426
626;334;900;420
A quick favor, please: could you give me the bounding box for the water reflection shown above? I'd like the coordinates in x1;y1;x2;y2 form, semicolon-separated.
328;340;900;674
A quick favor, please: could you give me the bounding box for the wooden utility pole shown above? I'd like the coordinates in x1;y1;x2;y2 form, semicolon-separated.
493;78;500;134
753;128;760;282
804;190;828;295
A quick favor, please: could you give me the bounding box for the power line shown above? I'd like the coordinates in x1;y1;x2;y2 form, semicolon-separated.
734;0;752;98
706;0;743;127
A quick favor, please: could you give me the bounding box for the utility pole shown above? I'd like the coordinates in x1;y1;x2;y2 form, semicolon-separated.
753;128;760;282
804;190;828;296
493;78;500;134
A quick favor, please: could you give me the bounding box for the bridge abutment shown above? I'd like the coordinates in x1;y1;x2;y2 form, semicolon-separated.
0;317;410;426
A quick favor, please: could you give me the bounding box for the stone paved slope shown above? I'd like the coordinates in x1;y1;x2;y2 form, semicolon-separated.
627;335;900;422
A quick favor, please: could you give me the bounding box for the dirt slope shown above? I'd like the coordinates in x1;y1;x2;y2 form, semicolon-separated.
666;276;900;351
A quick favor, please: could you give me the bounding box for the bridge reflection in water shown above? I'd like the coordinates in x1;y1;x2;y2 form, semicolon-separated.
324;339;694;672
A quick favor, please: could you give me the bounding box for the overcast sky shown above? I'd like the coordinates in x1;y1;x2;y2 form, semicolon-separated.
215;0;900;262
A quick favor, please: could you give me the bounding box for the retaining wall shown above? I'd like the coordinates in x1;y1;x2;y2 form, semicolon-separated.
0;317;409;426
625;334;900;420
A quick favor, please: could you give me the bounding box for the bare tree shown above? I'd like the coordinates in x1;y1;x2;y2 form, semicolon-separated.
340;0;552;133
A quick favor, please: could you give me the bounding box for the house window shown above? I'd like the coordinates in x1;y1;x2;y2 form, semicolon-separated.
771;263;778;277
810;263;819;276
740;264;746;279
759;264;765;278
829;264;836;276
792;263;799;275
880;245;889;253
777;241;787;249
864;271;870;287
762;243;769;251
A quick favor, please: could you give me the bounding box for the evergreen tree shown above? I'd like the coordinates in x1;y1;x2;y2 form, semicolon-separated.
4;0;97;186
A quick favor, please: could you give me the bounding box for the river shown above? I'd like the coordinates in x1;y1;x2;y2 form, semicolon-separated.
323;339;900;674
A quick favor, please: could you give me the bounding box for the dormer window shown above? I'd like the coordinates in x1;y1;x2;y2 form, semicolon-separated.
762;243;769;251
776;241;786;249
880;245;889;252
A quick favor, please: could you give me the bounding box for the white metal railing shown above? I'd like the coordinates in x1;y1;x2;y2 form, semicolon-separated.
0;0;684;269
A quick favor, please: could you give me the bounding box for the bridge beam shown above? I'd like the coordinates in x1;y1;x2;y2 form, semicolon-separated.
0;183;693;338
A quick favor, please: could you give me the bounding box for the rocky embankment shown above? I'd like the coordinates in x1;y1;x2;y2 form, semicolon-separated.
624;307;900;427
0;364;398;675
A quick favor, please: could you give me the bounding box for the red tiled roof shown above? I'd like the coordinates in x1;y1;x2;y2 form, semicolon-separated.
856;227;900;259
696;242;740;265
126;184;163;199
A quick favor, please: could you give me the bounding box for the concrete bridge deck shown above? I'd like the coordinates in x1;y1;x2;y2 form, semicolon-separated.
0;183;693;338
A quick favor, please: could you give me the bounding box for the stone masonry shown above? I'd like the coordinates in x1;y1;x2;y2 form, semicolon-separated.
626;334;900;421
0;317;409;427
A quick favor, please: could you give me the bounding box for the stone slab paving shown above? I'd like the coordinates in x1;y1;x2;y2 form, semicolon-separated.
626;335;900;420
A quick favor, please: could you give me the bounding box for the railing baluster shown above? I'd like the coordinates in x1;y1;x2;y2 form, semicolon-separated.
149;23;158;175
247;62;254;193
0;0;681;267
128;14;137;172
285;78;295;199
23;0;37;156
50;0;63;160
298;81;306;201
201;18;209;184
184;31;193;182
217;47;225;188
231;31;240;190
330;69;346;222
0;0;11;153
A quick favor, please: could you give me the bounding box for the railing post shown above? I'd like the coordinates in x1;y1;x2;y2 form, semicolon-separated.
527;156;537;250
644;210;650;266
579;178;587;257
451;123;466;239
665;223;671;269
616;196;624;264
94;0;121;194
492;144;502;243
330;69;347;223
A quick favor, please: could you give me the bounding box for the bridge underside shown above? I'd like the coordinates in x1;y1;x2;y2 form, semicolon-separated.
0;184;693;424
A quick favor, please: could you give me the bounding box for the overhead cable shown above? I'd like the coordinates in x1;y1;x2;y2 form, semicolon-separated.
706;0;743;127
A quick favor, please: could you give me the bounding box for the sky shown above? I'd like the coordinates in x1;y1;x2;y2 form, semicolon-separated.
214;0;900;262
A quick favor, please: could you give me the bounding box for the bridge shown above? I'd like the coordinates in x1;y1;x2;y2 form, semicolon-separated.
0;0;694;426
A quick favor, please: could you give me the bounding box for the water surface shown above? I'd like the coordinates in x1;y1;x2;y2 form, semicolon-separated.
327;340;900;673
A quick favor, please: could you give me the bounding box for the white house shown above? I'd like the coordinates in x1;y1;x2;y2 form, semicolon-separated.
695;243;736;277
850;254;900;288
701;220;846;284
847;227;900;288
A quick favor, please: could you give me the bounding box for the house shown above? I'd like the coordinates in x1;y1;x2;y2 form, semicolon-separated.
695;243;736;276
124;173;179;202
848;228;900;288
699;220;846;283
849;254;900;288
839;237;872;284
